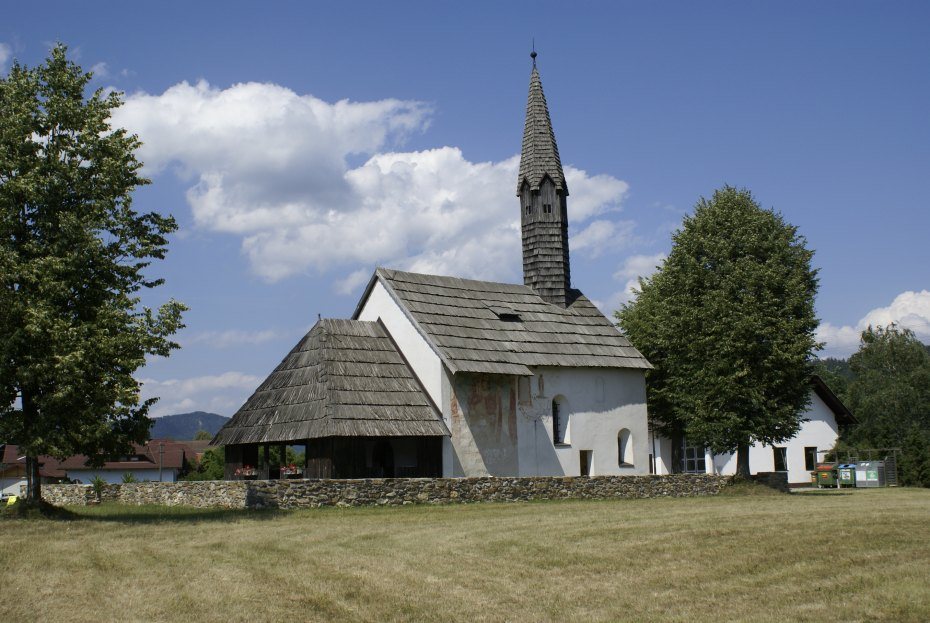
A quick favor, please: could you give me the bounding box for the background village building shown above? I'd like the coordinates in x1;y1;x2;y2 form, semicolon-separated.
213;55;654;478
0;445;65;497
1;439;197;493
650;376;855;484
56;440;193;484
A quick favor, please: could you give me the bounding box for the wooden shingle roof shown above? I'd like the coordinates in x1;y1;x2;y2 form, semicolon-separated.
517;65;567;195
356;268;652;376
212;319;448;445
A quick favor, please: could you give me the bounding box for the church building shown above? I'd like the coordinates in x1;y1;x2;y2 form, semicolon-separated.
212;54;653;478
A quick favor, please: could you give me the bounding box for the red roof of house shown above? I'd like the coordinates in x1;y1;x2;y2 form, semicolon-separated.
0;445;66;478
57;439;188;471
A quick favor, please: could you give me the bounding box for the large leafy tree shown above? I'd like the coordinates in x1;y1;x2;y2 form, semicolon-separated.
616;186;819;477
0;45;185;501
844;325;930;486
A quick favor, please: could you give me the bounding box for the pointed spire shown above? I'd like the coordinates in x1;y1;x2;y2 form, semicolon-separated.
517;53;567;196
517;51;572;307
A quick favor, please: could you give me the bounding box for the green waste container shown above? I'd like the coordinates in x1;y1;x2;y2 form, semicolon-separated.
815;463;837;488
837;464;857;487
856;461;886;487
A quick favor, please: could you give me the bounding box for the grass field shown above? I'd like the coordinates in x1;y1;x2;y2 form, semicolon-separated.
1;487;928;622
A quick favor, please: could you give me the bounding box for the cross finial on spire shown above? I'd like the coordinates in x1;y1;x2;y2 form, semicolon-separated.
531;40;537;67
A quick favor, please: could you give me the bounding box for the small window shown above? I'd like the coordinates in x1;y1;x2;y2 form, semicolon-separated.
804;446;817;471
773;447;788;472
543;203;552;214
579;450;592;477
552;396;568;444
525;204;533;215
681;440;706;473
618;429;633;467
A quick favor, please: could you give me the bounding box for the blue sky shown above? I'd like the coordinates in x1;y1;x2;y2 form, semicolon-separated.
4;1;929;417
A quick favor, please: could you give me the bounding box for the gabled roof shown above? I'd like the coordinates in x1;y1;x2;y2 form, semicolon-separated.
212;319;449;446
811;375;856;426
517;65;567;195
0;445;67;478
57;440;186;471
354;268;651;376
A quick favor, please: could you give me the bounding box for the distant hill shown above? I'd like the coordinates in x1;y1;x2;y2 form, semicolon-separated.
151;412;230;440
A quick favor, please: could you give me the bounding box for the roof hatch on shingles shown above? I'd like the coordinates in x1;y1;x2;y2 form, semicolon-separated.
212;319;449;446
356;268;652;377
486;303;522;322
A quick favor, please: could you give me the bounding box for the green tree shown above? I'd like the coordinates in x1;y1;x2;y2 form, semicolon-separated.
616;186;819;477
181;445;225;481
193;429;212;441
844;325;930;486
813;357;852;400
0;45;185;502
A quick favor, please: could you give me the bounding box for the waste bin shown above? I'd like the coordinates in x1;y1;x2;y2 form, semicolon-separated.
837;464;857;487
814;463;837;488
855;461;885;488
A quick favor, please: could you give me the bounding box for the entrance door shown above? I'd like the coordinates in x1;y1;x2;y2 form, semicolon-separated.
579;450;592;477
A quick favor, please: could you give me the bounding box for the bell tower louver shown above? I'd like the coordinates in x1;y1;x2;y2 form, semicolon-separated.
518;51;571;307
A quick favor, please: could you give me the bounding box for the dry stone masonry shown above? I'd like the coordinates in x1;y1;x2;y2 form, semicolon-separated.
40;474;734;509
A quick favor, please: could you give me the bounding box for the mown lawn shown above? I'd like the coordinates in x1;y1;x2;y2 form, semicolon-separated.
1;487;928;622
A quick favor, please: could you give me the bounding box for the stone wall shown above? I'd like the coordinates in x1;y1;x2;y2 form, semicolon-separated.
40;474;732;509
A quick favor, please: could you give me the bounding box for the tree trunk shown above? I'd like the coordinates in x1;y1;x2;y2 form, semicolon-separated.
25;455;41;502
735;440;751;479
22;389;41;502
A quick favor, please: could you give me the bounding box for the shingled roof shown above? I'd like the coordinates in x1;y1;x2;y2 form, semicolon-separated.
212;319;448;445
517;64;567;195
355;268;651;376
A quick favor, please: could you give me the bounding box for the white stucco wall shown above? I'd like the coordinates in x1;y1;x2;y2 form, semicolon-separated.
653;389;841;484
2;477;25;497
513;367;650;477
356;280;444;406
649;432;674;475
712;391;839;483
65;469;176;484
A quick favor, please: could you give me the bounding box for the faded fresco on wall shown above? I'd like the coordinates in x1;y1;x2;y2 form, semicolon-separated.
450;374;518;476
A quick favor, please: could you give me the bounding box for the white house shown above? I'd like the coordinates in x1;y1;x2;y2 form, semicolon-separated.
213;56;653;479
58;440;189;484
650;376;855;484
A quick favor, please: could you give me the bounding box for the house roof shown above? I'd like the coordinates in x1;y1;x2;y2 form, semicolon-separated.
212;319;449;446
811;375;856;426
58;440;186;471
354;268;652;377
0;445;67;479
517;65;567;195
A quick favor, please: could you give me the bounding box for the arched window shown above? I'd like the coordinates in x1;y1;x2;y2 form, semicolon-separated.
552;395;569;445
618;429;633;467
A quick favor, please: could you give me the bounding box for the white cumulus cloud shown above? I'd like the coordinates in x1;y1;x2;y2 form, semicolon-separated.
0;43;11;71
818;290;930;358
572;219;635;258
113;80;633;287
140;371;262;417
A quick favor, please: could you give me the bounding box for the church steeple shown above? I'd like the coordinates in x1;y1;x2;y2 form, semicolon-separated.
518;52;571;307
